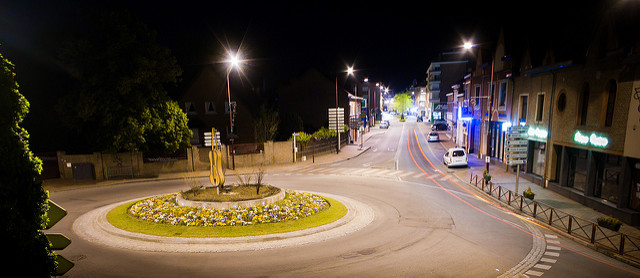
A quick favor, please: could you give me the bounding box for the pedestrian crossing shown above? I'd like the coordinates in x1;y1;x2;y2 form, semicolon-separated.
265;165;452;181
524;234;562;277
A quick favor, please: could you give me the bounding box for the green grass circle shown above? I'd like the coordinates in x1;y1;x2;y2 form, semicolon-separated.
106;194;347;237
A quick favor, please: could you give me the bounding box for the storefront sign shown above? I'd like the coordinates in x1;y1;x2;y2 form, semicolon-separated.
574;130;609;147
527;126;548;139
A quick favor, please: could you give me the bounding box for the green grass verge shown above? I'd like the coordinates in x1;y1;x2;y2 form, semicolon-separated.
106;196;347;237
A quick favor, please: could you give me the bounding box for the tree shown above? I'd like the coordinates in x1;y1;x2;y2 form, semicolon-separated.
392;92;413;118
57;9;191;153
0;53;56;276
254;105;279;143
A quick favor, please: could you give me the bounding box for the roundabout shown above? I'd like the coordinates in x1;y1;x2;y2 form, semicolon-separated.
72;191;375;253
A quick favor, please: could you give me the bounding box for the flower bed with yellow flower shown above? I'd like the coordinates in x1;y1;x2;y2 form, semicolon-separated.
128;190;330;227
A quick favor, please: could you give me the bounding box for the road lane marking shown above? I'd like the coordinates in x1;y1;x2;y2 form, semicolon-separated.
524;270;544;276
544;251;560;257
547;245;561;251
540;258;557;263
534;264;552;270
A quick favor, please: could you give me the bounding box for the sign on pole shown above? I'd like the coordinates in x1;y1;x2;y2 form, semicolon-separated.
505;125;529;195
44;200;74;275
328;108;344;131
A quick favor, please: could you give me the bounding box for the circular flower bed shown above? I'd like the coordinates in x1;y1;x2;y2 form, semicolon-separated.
128;190;330;227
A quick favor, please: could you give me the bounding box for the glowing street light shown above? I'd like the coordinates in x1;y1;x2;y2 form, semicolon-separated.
225;51;244;169
463;42;475;50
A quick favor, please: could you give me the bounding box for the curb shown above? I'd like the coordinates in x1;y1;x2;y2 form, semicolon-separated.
72;192;375;252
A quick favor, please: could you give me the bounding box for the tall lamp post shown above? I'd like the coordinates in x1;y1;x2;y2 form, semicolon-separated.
334;66;355;154
464;41;494;173
226;53;242;170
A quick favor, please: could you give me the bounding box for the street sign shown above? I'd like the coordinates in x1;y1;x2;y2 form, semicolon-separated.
328;108;344;131
507;132;528;139
506;159;527;165
44;200;73;275
45;200;67;229
506;139;528;146
46;233;71;250
505;153;528;159
505;146;528;152
204;131;221;147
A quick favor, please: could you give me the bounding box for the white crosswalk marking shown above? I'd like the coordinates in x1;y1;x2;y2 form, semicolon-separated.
376;169;392;176
524;270;544;277
397;171;414;177
545;234;558;239
547;245;561;251
534;264;552;270
540;258;557;264
544;251;560;257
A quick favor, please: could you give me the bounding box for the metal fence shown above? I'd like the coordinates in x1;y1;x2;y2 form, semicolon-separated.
469;173;640;262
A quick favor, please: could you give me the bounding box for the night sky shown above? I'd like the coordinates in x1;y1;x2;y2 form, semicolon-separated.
0;0;618;151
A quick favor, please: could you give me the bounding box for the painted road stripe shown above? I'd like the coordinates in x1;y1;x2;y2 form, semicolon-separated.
547;245;561;251
540;258;557;264
544;251;560;257
350;168;369;174
534;264;552;270
545;234;558;239
547;240;561;245
376;169;392;176
397;171;414;177
524;270;544;277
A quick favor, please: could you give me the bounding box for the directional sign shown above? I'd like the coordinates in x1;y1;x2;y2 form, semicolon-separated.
204;131;221;147
506;159;527;165
54;255;74;276
46;233;72;250
328;108;344;131
44;200;74;275
505;153;528;159
507;132;528;139
45;200;67;229
505;146;528;152
506;139;528;146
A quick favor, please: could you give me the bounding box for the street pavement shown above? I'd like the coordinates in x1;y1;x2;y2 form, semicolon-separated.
43;122;640;267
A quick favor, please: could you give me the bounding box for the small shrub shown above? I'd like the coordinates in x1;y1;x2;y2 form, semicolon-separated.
597;216;622;232
482;170;491;182
523;187;535;200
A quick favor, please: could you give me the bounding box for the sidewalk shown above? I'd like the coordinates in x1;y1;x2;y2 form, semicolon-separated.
425;125;640;240
42;130;380;192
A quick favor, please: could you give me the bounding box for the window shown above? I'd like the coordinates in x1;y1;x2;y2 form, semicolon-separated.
578;83;590;125
536;94;544;122
185;102;196;115
498;81;507;110
519;95;528;124
557;90;566;112
605;80;617;127
205;101;216;114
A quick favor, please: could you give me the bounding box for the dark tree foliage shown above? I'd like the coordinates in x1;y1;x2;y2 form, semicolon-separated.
57;9;191;153
0;53;56;276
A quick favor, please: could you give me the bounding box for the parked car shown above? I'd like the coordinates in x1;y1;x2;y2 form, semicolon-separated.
431;122;448;131
427;132;439;142
443;147;468;167
380;120;389;129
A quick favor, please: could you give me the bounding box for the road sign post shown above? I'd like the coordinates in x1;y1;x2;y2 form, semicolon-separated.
44;199;74;275
505;126;529;195
328;108;344;154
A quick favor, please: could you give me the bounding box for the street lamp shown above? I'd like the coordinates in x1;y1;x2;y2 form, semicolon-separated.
464;41;494;173
335;66;355;154
225;52;243;169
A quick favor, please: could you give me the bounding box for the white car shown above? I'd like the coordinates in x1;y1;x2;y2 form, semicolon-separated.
427;132;439;142
443;148;468;168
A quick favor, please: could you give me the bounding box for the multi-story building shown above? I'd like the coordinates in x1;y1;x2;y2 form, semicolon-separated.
426;52;469;122
511;8;640;224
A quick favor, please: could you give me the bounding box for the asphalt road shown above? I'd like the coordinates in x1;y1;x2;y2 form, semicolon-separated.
49;117;640;277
